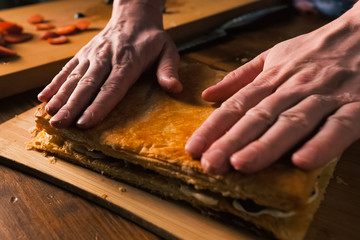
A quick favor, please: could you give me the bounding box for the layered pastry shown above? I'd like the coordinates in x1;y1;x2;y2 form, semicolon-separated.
28;61;338;240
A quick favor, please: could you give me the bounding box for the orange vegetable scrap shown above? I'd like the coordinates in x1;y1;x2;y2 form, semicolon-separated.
35;23;55;30
4;33;33;44
41;31;59;40
0;45;17;57
0;21;23;35
28;14;45;24
55;25;78;35
76;19;91;31
47;35;68;44
0;32;6;46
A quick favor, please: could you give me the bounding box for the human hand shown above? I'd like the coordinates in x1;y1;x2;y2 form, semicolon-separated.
38;0;181;128
185;4;360;174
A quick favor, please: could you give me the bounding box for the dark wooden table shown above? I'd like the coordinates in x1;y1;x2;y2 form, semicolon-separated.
1;9;359;240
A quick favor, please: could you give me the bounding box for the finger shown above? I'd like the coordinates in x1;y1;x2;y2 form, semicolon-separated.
185;70;277;159
201;50;269;102
45;61;90;116
293;102;360;170
200;89;304;174
49;61;111;128
230;94;345;173
38;58;79;102
76;63;137;128
156;39;182;93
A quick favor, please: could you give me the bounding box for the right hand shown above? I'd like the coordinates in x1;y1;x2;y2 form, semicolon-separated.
38;0;182;129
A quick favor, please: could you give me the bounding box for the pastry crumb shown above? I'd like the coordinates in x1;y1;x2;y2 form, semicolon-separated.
241;58;249;63
100;193;108;199
335;176;348;185
118;187;127;192
49;156;57;164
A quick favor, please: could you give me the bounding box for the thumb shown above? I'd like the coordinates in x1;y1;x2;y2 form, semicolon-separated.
202;49;269;102
156;38;182;93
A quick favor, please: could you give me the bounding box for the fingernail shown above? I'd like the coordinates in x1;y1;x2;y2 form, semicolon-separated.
185;135;206;158
49;109;69;128
45;99;63;116
161;76;182;93
202;149;228;174
170;76;183;92
37;92;45;101
231;148;257;172
292;147;317;169
77;110;93;127
50;118;62;128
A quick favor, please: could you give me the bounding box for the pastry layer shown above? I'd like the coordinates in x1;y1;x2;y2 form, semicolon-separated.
28;126;338;240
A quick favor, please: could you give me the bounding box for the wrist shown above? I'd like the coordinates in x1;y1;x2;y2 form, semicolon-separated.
111;0;165;26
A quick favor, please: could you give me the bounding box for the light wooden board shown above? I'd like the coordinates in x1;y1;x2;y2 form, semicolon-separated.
0;106;263;240
0;0;281;98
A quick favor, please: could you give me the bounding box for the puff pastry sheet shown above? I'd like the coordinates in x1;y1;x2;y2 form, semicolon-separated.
31;61;325;212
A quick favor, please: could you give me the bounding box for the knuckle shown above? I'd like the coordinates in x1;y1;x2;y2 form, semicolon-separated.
252;76;276;88
60;65;72;75
278;110;309;128
328;114;353;131
225;70;241;81
245;107;274;126
78;77;98;89
220;98;245;116
335;92;359;103
67;73;82;82
307;94;334;106
94;49;111;67
308;94;327;102
252;69;278;87
57;83;73;94
100;82;122;95
112;63;126;73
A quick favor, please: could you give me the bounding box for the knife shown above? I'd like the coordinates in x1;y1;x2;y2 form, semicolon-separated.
177;4;288;52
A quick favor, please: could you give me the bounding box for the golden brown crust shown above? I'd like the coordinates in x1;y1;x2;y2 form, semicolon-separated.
32;61;321;211
28;126;338;240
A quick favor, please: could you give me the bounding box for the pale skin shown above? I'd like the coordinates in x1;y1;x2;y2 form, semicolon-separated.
38;1;360;174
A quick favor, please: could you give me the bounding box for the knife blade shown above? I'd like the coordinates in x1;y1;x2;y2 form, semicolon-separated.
177;4;288;52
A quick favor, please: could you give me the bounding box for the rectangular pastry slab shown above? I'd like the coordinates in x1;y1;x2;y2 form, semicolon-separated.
0;107;263;240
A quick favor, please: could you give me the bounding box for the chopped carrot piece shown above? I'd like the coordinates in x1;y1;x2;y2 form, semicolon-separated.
0;45;17;57
0;32;6;46
28;14;45;24
55;25;77;35
4;33;33;43
0;21;23;34
35;23;55;30
76;19;91;31
41;31;59;40
47;35;68;44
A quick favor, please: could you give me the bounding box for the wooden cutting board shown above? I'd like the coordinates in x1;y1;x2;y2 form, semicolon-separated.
0;0;282;99
0;106;263;240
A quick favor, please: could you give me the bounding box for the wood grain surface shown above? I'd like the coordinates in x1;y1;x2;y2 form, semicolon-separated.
0;8;359;240
0;0;280;99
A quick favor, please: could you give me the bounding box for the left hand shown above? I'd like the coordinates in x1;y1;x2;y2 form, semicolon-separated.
185;5;360;174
